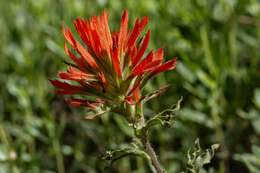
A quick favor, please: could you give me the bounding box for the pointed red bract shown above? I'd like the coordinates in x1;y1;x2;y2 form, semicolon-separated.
49;79;83;91
131;51;154;76
118;9;128;57
133;87;140;102
149;58;177;77
75;41;100;71
153;47;164;63
111;48;122;77
127;16;149;49
132;30;150;67
62;27;76;48
66;98;100;108
127;77;143;96
59;71;94;81
64;42;88;72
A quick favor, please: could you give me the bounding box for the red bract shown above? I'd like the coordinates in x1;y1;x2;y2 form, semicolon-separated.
50;9;177;119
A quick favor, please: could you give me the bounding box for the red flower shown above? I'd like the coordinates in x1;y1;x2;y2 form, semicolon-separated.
50;9;177;119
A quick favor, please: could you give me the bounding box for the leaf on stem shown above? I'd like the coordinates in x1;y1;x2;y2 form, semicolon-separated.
141;85;171;104
187;138;219;173
135;97;183;138
102;144;151;165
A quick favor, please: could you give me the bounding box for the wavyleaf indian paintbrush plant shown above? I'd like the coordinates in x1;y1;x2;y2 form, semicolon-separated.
49;9;176;121
50;9;216;173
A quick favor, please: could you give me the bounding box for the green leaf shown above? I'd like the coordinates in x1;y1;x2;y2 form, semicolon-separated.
102;145;151;165
234;145;260;173
142;85;171;104
196;70;216;90
176;62;196;83
179;108;214;128
187;138;219;173
135;97;183;138
252;118;260;135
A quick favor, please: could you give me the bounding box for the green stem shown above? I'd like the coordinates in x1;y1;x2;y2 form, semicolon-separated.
135;101;165;173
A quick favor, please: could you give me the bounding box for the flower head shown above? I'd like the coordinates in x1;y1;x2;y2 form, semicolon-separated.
50;9;177;119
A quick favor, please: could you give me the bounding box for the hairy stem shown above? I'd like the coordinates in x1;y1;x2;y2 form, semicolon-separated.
142;138;164;173
136;101;165;173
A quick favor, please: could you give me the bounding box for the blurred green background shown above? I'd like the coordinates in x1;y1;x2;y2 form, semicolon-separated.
1;0;260;172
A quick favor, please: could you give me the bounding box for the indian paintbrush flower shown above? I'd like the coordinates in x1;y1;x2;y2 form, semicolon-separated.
50;9;177;121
